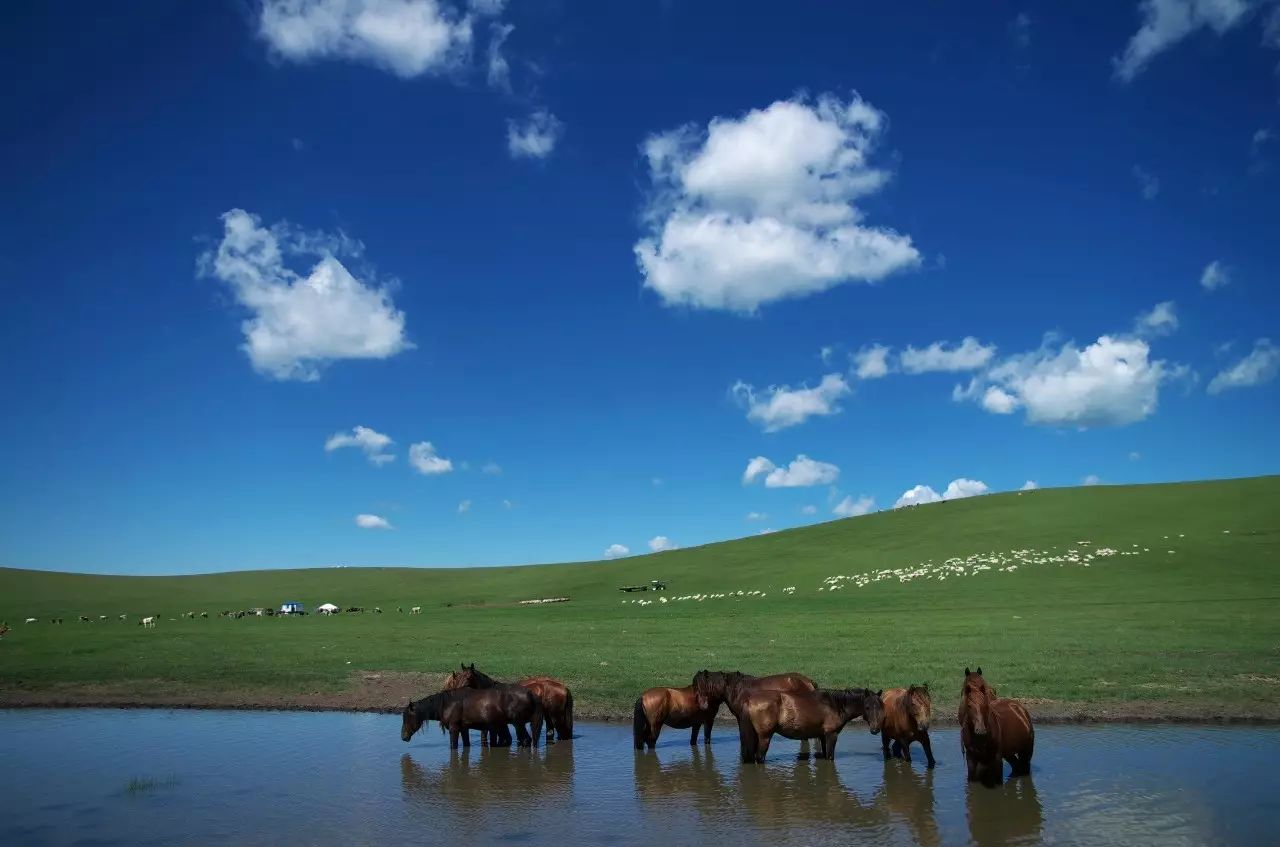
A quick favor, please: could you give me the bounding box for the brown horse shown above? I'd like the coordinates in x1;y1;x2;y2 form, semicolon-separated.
691;669;820;758
880;684;937;768
958;667;1034;786
517;675;575;743
633;684;724;750
737;688;884;764
443;663;516;745
401;687;544;748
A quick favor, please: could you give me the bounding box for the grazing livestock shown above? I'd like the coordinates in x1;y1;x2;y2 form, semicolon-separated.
402;687;543;749
99;615;107;620
692;670;821;758
139;616;157;628
119;614;127;621
0;625;8;639
200;612;208;618
79;616;92;623
373;607;382;614
958;667;1034;786
26;617;38;624
880;685;937;768
737;688;884;764
50;618;63;624
633;683;723;751
410;606;422;614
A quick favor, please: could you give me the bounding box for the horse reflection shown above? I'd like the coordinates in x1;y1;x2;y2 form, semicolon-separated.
965;774;1044;847
633;747;732;813
735;759;892;833
873;762;941;847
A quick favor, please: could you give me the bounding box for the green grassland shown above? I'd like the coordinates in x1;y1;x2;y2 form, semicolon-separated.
2;477;1279;720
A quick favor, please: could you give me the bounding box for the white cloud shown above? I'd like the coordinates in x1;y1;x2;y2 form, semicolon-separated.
743;455;840;488
502;499;514;509
1200;260;1230;291
819;345;836;365
468;0;505;14
1113;0;1251;82
648;536;678;552
732;373;850;431
200;209;410;381
1208;339;1279;394
604;543;630;559
758;528;777;535
1130;451;1142;460
486;22;513;91
409;441;454;475
1082;474;1103;486
1134;300;1179;337
851;344;892;380
457;499;471;514
1010;12;1032;48
1021;480;1039;490
800;504;818;515
745;511;768;521
258;0;476;79
900;337;996;374
325;425;395;465
832;495;875;517
894;477;989;508
507;109;562;159
355;513;393;529
955;335;1188;428
1133;165;1160;199
634;92;920;313
481;461;502;475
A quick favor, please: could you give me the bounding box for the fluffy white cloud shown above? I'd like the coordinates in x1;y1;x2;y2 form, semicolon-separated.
1021;480;1039;490
325;425;395;465
900;337;996;374
1133;165;1160;199
732;373;850;431
258;0;476;78
1082;474;1103;486
1130;451;1143;461
894;477;989;508
1134;301;1178;337
457;499;471;514
355;513;393;529
832;495;875;517
800;504;818;515
648;536;678;552
955;335;1188;428
481;461;502;475
508;109;562;159
851;344;892;379
1113;0;1251;82
486;22;513;91
745;511;768;521
1201;260;1230;291
409;441;454;475
634;92;920;313
743;455;840;488
1208;339;1279;394
604;543;630;559
200;209;410;381
758;528;777;535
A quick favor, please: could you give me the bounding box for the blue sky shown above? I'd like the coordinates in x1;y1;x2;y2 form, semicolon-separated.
2;1;1278;575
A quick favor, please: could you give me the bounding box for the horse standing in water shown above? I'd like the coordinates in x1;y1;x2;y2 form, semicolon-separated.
446;664;574;744
402;687;543;749
692;670;820;759
880;684;937;768
633;683;723;750
737;688;884;764
958;667;1034;786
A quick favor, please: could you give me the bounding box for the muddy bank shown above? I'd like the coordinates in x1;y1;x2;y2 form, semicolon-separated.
3;672;1280;724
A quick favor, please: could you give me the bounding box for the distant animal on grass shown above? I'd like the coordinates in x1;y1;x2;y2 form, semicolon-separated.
99;615;107;620
516;675;575;743
26;617;38;624
0;625;10;638
139;616;157;628
119;614;127;621
633;683;723;750
373;607;382;613
692;670;821;759
402;687;543;749
737;688;884;764
410;606;422;614
79;616;92;623
200;612;208;618
346;606;363;613
880;684;936;768
50;618;62;624
959;667;1034;786
397;606;403;613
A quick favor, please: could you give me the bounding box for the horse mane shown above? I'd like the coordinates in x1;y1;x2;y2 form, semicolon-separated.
817;687;869;712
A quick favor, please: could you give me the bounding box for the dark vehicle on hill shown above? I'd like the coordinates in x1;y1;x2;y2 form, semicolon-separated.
619;579;667;593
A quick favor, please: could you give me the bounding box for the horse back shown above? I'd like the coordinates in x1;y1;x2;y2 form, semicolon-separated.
755;672;817;694
992;699;1034;755
880;687;911;739
641;685;701;727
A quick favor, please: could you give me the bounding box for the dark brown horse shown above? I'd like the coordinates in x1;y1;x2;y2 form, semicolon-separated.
880;684;936;768
517;676;575;743
958;667;1034;786
691;669;820;758
737;688;884;764
401;687;543;748
633;684;724;750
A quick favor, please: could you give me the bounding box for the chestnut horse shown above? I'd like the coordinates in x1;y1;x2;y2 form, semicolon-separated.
737;687;884;764
401;687;543;749
958;667;1034;786
633;684;723;750
692;670;822;758
880;684;936;768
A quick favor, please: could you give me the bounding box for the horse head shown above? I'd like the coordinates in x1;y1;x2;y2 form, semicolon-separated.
862;689;885;734
961;667;993;739
401;700;423;742
907;683;932;731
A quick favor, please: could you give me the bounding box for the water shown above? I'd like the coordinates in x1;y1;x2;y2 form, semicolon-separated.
1;709;1276;846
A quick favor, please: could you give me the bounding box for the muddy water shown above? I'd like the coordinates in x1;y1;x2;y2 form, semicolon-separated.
0;709;1275;846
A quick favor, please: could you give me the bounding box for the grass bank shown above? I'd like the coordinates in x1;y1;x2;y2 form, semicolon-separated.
2;477;1278;721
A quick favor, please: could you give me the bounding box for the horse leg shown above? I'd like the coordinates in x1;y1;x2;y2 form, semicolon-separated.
900;739;913;763
690;723;700;746
822;732;839;760
755;731;773;764
965;751;978;782
703;716;713;745
514;722;531;748
737;711;758;764
649;721;661;751
461;728;470;749
797;738;811;761
449;728;460;750
919;732;937;769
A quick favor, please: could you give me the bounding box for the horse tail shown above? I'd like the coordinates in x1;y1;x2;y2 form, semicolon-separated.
530;698;545;747
633;698;648;750
563;688;574;738
737;708;758;764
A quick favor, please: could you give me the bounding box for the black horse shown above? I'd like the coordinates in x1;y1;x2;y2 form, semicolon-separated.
402;688;544;749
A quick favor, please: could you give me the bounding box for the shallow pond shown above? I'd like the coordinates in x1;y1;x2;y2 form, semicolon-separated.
0;710;1276;846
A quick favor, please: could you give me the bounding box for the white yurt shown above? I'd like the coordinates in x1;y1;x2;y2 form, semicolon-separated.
317;603;340;615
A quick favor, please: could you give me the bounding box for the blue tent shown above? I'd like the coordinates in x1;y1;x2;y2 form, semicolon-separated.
280;601;304;614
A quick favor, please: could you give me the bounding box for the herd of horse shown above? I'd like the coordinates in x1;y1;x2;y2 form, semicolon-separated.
401;663;1034;787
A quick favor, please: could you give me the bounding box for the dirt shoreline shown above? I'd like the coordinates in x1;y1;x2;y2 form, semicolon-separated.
3;672;1280;725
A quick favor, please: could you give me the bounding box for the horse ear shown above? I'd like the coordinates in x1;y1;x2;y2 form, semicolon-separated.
469;663;475;670
976;666;982;676
964;667;970;675
876;689;883;696
461;662;466;670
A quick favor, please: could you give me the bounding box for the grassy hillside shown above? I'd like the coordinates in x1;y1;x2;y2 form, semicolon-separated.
2;477;1279;719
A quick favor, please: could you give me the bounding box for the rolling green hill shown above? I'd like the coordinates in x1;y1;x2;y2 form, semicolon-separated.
2;476;1278;720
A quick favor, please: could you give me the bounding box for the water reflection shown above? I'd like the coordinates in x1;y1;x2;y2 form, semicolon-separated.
875;762;941;846
966;776;1043;847
737;759;890;833
634;747;730;809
